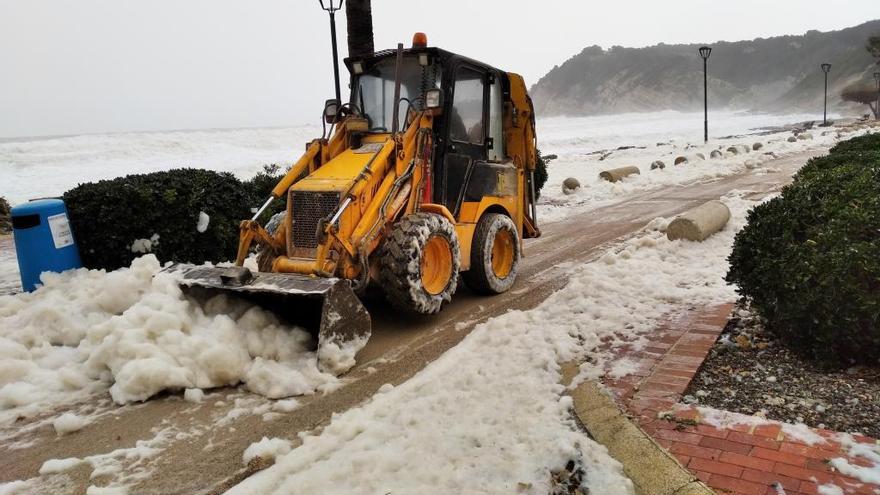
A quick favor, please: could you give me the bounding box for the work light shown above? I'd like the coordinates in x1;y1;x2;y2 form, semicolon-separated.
425;89;442;109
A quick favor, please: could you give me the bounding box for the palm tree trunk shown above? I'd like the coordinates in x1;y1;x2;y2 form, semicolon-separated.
346;0;374;58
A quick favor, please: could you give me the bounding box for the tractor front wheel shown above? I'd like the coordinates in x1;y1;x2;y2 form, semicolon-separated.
380;213;460;314
462;213;520;295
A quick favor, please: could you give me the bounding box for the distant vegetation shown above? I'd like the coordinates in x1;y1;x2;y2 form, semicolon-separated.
727;134;880;367
840;35;880;117
531;20;880;117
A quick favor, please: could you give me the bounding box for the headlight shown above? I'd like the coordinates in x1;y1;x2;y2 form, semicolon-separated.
425;88;442;109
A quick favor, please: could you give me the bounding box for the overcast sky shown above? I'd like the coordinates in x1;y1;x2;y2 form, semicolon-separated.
1;0;879;138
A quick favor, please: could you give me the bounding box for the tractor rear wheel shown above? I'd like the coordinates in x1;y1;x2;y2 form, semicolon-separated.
462;213;520;295
380;213;460;314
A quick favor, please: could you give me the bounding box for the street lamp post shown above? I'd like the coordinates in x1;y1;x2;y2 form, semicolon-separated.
874;72;880;120
319;0;344;103
699;46;712;143
821;63;832;126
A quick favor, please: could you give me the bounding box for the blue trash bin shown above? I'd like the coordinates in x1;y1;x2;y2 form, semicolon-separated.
11;199;83;292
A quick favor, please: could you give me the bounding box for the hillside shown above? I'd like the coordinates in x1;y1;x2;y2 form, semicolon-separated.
531;20;880;117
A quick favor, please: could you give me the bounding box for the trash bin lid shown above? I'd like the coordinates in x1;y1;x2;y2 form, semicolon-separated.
11;198;66;217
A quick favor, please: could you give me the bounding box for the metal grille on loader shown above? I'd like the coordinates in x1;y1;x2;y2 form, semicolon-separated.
290;190;341;251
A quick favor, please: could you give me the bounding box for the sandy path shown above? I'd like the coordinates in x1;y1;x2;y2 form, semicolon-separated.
0;150;823;494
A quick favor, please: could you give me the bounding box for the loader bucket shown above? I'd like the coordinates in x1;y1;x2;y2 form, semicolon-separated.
169;265;371;375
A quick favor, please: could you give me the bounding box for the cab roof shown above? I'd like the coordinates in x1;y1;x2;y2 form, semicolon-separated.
343;47;505;76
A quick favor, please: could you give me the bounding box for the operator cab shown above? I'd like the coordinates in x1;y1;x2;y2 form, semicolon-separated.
343;36;512;217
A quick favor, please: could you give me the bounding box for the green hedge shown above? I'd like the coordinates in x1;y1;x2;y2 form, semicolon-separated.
242;164;286;224
0;196;10;234
726;134;880;365
64;169;253;270
534;149;550;198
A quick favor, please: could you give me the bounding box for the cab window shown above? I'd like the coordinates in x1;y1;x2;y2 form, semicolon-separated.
449;67;485;144
488;75;505;161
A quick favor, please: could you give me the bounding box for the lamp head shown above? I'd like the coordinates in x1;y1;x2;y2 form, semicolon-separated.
821;63;832;74
874;71;880;82
699;46;712;60
318;0;343;13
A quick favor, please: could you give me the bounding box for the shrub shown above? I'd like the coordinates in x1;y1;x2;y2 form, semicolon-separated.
242;164;286;224
64;169;251;270
0;196;10;234
727;134;880;366
534;149;551;198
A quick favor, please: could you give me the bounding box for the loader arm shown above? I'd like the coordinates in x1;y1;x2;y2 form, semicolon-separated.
347;113;433;256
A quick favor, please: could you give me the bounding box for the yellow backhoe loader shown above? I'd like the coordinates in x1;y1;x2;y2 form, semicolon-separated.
177;33;540;371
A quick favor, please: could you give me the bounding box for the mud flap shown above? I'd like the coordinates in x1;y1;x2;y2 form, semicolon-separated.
168;265;371;374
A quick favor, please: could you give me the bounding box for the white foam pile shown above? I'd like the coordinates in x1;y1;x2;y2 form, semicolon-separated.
816;483;844;495
829;434;880;485
693;407;880;491
0;255;360;425
691;407;826;446
228;191;758;494
52;412;88;435
242;437;293;465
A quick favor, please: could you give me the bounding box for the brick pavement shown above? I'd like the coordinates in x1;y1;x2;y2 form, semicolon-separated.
601;304;880;495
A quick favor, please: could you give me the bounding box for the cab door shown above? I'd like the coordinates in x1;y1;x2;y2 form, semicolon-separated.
441;65;487;215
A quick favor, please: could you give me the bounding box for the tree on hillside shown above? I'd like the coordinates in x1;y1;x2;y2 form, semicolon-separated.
868;36;880;63
841;85;879;118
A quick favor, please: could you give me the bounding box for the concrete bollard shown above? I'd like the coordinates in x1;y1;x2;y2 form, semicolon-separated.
650;160;666;170
666;200;731;242
797;132;813;140
562;177;581;195
709;149;723;159
675;154;705;165
599;166;640;182
726;145;750;155
752;142;764;151
787;136;798;142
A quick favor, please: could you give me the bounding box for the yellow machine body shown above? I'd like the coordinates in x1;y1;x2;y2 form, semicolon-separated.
242;69;539;284
180;44;540;372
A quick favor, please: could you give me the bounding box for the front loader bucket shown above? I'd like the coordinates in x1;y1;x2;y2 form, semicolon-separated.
169;265;371;375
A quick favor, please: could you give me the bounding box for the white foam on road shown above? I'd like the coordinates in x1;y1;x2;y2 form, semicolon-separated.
242;437;292;465
52;412;88;435
228;191;761;494
38;457;85;475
